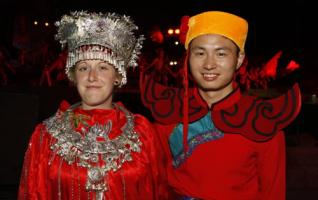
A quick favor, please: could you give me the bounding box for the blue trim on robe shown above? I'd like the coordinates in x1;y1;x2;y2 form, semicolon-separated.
169;112;224;168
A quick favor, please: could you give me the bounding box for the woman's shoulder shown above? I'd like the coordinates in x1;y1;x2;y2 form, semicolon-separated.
38;100;73;133
115;101;152;123
42;99;73;120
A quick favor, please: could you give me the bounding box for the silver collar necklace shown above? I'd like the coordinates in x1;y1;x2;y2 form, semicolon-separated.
44;102;142;199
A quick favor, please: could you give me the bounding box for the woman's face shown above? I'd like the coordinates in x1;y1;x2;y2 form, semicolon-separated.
74;59;120;110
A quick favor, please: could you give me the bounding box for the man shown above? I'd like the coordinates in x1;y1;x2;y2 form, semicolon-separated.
141;11;301;199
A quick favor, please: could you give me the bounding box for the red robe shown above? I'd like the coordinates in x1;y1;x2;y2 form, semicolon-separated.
149;87;299;200
155;124;286;200
140;66;301;200
18;101;167;200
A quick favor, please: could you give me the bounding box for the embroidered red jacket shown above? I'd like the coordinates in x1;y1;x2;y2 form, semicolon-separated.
141;73;301;199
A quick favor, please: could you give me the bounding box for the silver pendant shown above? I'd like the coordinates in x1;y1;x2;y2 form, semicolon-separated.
86;167;107;199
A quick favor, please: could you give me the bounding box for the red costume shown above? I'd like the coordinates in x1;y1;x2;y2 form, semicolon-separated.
18;101;166;200
141;73;301;199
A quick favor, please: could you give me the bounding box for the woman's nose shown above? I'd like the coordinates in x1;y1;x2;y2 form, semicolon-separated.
88;69;97;81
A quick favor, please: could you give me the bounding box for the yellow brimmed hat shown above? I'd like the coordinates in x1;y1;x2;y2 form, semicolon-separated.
185;11;248;52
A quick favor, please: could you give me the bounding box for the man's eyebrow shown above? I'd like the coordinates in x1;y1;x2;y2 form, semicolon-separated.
190;46;205;51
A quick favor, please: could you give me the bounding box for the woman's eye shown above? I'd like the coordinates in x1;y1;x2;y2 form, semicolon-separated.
100;65;108;70
78;66;88;71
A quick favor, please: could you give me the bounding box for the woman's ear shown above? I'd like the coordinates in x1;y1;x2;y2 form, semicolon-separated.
114;73;123;87
114;80;120;86
69;68;77;84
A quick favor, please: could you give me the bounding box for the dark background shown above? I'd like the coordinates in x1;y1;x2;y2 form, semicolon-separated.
0;0;315;89
1;0;318;199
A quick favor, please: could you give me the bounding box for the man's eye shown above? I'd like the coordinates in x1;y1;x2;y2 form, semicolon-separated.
217;52;227;57
194;52;204;56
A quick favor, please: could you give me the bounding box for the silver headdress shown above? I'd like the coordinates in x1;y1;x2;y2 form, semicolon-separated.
55;11;144;86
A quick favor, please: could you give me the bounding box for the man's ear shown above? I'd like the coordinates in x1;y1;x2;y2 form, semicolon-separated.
236;51;245;70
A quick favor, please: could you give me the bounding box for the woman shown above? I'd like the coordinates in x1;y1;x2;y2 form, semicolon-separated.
18;11;166;200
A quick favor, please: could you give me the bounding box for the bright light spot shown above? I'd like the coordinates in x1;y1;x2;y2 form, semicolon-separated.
44;22;49;27
169;61;178;66
175;41;179;45
34;21;38;25
168;29;174;35
175;29;180;34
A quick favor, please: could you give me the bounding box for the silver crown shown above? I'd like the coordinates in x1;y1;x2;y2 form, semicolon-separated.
55;11;144;86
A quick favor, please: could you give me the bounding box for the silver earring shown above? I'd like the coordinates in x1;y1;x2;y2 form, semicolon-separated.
114;80;120;86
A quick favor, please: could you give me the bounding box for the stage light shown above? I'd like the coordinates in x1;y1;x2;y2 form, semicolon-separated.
169;61;178;66
34;21;38;25
44;22;49;27
175;41;179;45
175;29;180;34
168;28;174;35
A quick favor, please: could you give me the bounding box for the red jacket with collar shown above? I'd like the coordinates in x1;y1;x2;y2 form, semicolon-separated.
141;73;301;199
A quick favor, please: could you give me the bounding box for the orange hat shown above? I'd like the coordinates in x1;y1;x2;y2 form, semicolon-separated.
185;11;248;52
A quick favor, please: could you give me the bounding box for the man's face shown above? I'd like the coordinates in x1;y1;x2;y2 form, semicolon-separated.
189;34;244;93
